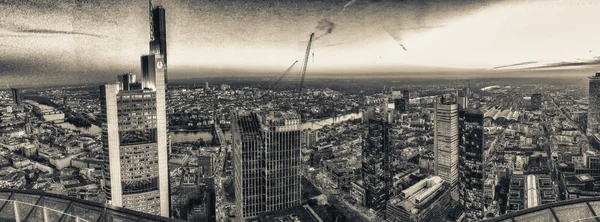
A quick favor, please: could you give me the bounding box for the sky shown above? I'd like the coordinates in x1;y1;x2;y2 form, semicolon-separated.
1;0;600;87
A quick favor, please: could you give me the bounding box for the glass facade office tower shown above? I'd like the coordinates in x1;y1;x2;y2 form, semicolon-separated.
232;111;302;220
100;54;169;217
589;72;600;135
434;97;459;186
459;108;485;221
362;113;391;217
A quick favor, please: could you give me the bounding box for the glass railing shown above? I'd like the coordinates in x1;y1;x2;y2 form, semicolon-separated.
0;198;90;222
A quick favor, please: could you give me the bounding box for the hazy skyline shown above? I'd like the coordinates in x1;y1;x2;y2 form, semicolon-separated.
2;0;600;87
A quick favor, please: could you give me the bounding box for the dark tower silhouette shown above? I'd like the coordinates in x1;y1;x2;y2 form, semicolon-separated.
362;113;391;218
11;88;22;106
150;1;167;83
458;108;485;220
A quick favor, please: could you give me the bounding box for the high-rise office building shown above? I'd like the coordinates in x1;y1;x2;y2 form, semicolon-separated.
362;113;391;217
394;98;407;113
391;90;409;114
458;108;485;221
457;87;469;110
11;88;21;106
231;110;302;220
100;54;169;217
589;72;600;135
149;1;167;82
434;97;459;186
531;93;542;110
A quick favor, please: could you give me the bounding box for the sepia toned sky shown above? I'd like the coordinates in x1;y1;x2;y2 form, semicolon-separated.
1;0;600;87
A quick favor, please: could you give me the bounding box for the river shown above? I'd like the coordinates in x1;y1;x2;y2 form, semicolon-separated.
300;112;363;130
24;100;103;135
170;112;363;142
58;123;102;134
33;96;362;142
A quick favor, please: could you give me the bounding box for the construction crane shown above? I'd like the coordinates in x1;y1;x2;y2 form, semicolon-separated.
258;61;298;100
297;33;314;114
259;60;298;91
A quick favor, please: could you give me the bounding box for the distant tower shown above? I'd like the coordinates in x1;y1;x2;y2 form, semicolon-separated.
402;90;409;111
24;114;32;134
457;87;469;110
531;93;542;110
231;110;302;220
362;112;391;217
434;97;459;186
589;72;600;135
100;54;169;217
459;108;485;220
11;88;21;106
150;0;167;83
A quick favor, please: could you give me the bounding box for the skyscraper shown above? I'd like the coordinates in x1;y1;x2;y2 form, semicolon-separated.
100;54;169;217
434;97;459;186
11;88;21;106
149;2;166;57
531;93;542;110
457;87;469;110
150;1;167;82
458;108;485;221
589;72;600;135
362;113;391;217
232;110;302;220
402;89;409;107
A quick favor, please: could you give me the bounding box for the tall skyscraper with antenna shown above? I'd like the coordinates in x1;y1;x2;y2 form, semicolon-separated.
100;2;170;217
150;0;167;83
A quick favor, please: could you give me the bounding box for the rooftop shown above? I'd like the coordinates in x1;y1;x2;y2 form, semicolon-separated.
576;174;596;183
389;176;447;213
258;205;322;222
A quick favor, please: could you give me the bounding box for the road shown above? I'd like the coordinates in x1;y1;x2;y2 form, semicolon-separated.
213;124;228;222
303;169;374;221
550;95;586;135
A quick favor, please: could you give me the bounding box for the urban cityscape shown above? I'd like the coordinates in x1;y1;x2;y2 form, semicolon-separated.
1;0;600;222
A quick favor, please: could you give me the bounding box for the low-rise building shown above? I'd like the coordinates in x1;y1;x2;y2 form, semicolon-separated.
386;176;453;222
350;180;367;206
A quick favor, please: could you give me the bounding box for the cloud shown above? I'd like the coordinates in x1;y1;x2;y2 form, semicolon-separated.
343;0;359;10
383;25;445;52
19;29;104;38
399;44;407;51
0;44;16;48
395;25;445;31
316;42;345;48
491;61;538;70
494;57;600;70
527;59;600;70
314;19;336;41
384;29;408;51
